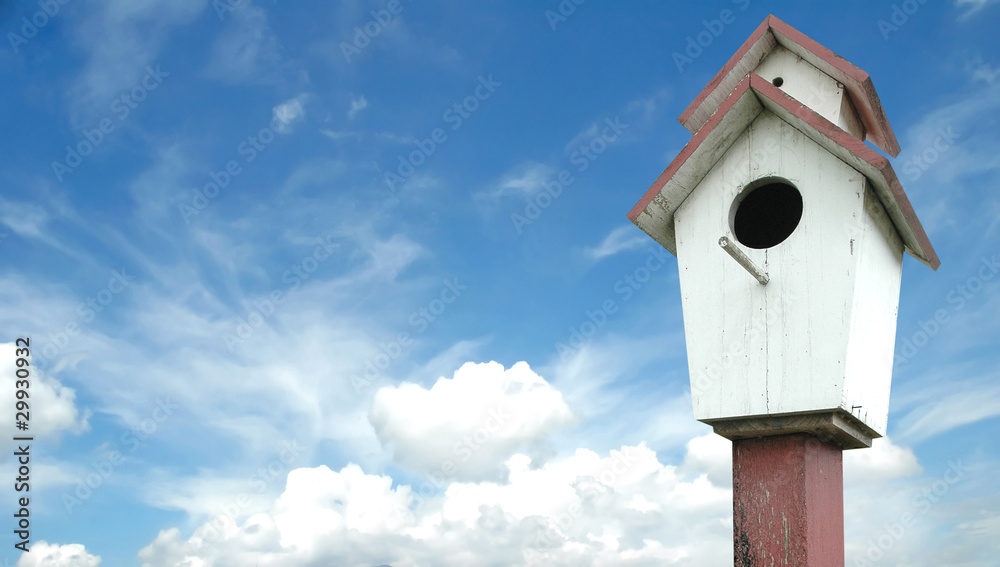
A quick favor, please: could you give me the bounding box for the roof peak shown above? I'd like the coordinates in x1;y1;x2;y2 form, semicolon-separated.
678;14;901;157
629;74;939;270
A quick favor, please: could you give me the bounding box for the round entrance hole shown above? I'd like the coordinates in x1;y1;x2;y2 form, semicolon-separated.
730;179;803;249
772;76;784;87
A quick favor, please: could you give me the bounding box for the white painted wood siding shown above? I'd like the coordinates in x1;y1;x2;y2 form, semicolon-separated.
754;45;865;140
674;110;901;436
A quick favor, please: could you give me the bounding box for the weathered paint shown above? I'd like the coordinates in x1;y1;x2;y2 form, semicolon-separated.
713;411;874;450
753;75;937;270
628;75;760;254
733;434;844;566
628;73;939;270
673;109;902;439
842;180;903;433
719;236;769;285
754;45;865;140
678;14;900;157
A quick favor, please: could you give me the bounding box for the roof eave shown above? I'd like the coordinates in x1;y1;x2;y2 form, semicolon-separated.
677;14;902;158
630;74;939;270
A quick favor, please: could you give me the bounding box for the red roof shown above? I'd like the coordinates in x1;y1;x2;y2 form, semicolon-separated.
678;14;901;158
628;74;939;270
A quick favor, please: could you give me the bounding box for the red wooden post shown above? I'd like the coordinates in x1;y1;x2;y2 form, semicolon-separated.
733;434;844;566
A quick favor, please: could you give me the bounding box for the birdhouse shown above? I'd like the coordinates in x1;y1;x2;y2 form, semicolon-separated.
628;15;939;449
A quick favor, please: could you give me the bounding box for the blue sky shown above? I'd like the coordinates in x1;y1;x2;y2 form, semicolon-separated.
0;0;998;565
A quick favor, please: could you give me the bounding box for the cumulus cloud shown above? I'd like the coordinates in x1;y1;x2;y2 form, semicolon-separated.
130;349;959;567
844;436;922;483
138;443;733;566
680;433;732;487
0;342;90;453
17;541;101;566
369;361;575;481
679;434;923;490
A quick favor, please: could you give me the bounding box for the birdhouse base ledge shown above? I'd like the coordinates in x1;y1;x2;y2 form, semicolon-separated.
706;410;876;450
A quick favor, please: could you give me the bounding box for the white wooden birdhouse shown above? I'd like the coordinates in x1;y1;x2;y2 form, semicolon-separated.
628;15;939;449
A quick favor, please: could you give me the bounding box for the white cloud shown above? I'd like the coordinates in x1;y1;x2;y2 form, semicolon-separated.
126;143;198;222
0;196;84;259
480;162;557;199
900;78;1000;183
623;87;671;125
956;0;1000;19
841;448;995;565
0;198;48;239
369;361;575;481
319;129;413;144
679;434;923;491
959;513;1000;538
136;422;1000;567
966;57;1000;84
540;331;697;454
399;337;491;387
357;233;425;281
274;158;347;198
348;95;368;120
203;3;281;84
138;442;734;566
562;88;666;155
894;78;1000;238
844;436;922;483
17;541;101;566
272;94;308;133
319;128;359;141
894;381;1000;442
584;226;649;261
680;434;731;487
0;342;91;453
68;0;205;126
0;198;436;521
563;122;604;156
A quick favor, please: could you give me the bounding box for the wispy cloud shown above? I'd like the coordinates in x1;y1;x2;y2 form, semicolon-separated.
203;2;281;84
966;57;1000;84
623;87;672;126
479;162;557;200
583;225;649;261
273;94;309;133
0;197;48;239
319;129;413;144
895;378;1000;442
0;195;95;260
955;0;1000;20
348;95;368;120
895;77;1000;237
563;87;670;153
68;0;205;126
